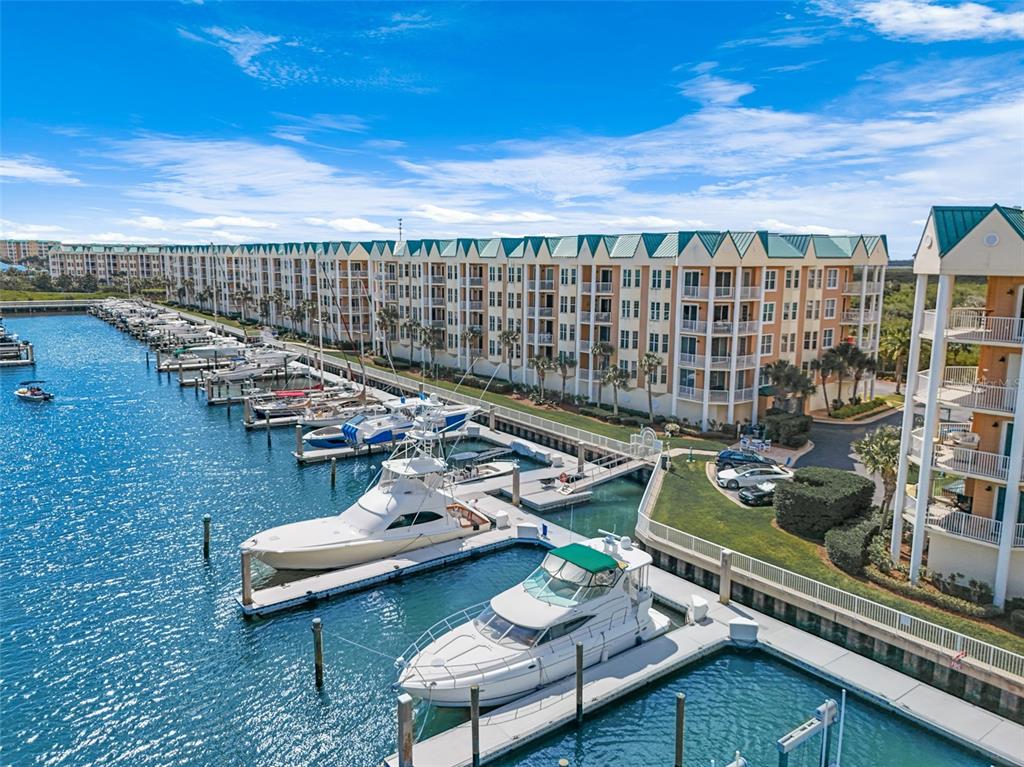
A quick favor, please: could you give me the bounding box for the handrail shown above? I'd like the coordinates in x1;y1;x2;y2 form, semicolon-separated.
636;506;1024;680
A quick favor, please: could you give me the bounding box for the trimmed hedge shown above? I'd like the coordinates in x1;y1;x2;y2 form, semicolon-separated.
831;397;888;420
825;516;879;574
864;566;996;618
774;467;875;539
762;411;813;448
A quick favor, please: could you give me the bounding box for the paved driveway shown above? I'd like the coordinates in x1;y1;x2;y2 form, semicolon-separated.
802;409;904;470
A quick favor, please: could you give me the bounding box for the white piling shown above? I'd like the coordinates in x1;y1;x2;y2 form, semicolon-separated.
719;549;733;605
577;442;585;474
295;424;304;458
675;692;686;767
330;457;337;487
512;465;521;507
397;693;414;767
240;550;253;607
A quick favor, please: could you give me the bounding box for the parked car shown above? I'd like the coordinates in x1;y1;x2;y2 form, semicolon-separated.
717;464;793;490
738;481;777;507
715;449;777;471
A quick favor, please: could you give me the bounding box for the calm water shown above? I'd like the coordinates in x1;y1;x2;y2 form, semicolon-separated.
0;316;986;767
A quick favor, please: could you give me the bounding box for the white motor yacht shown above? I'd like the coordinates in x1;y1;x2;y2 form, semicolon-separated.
398;534;670;707
240;425;493;571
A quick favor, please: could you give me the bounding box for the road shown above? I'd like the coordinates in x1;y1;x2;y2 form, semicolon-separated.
802;409;904;470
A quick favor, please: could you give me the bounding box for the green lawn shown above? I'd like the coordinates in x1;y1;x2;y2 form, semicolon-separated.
153;303;253;332
0;289;124;301
309;347;727;450
653;460;1024;653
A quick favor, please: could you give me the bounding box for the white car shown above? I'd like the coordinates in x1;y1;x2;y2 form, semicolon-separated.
717;464;793;490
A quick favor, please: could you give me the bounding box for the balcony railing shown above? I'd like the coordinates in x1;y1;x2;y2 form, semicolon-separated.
579;339;592;353
528;280;554;291
713;286;734;299
593;311;612;323
842;280;884;296
737;320;760;334
711;321;734;335
527;333;554;345
915;367;1019;415
842;310;881;324
922;308;1024;346
676;385;701;401
910;424;1012;482
535;306;554;318
678;353;705;368
428;274;446;285
681;285;709;299
679;320;706;334
710;355;732;370
739;286;761;300
708;387;755;403
587;282;614;294
468;277;483;287
929;509;1024;548
466;301;484;311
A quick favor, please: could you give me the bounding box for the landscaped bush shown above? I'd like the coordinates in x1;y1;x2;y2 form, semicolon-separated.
773;467;874;539
825;516;879;574
864;566;996;617
831;397;888;420
1010;610;1024;635
762;411;813;447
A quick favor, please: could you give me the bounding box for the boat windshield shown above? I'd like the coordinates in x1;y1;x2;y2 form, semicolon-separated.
473;606;542;648
522;552;620;607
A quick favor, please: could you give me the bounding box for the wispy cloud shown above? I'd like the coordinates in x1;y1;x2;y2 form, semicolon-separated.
766;59;826;73
678;63;753;105
178;26;312;85
818;0;1024;42
0;218;69;239
0;155;81;185
183;215;278;229
723;24;841;49
364;139;407;150
304;216;392;233
366;12;442;38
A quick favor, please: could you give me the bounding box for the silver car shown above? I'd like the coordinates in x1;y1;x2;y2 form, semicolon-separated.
716;464;794;490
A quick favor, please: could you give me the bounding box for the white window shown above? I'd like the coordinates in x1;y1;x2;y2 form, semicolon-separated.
619;330;630;349
621;299;630;318
761;334;773;355
633;300;641;318
762;302;775;323
824;299;836;319
764;269;777;291
649;332;659;352
826;269;839;289
661;333;669;353
822;328;834;348
650;303;661;321
622;270;633;288
785;269;800;289
651;270;662;290
631;331;639;349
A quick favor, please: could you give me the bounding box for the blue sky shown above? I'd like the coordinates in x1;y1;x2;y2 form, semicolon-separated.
1;1;1022;256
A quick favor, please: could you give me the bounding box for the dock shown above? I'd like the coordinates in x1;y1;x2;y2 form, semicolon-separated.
0;341;34;367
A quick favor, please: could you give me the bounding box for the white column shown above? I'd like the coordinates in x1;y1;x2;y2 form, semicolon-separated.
670;262;683;418
994;353;1024;608
752;269;766;427
701;266;716;431
574;268;582;397
727;266;742;424
909;274;953;584
857;265;867;349
890;274;929;562
588;272;597;399
457;264;465;370
519;266;528;385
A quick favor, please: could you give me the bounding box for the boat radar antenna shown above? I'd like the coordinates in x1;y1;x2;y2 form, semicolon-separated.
398;217;403;241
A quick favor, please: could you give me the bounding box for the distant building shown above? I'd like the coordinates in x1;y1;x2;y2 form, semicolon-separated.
47;243;164;283
1;239;59;267
892;204;1024;608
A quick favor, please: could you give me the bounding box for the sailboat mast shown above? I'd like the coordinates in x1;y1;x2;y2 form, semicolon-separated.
317;285;325;386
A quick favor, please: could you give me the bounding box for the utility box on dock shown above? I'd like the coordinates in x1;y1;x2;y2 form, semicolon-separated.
492;510;510;529
516;522;540;539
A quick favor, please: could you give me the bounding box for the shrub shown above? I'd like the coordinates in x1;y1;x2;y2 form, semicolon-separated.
866;533;892;574
864;566;996;618
831;397;888;420
825;516;879;574
763;412;813;448
1010;610;1024;635
774;467;875;539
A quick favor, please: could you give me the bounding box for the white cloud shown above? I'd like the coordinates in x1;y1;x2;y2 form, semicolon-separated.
414;205;556;225
829;0;1024;42
364;139;407;150
179;27;310;85
0;219;68;239
183;215;278;229
0;155;81;185
601;215;708;229
120;215;171;230
755;218;854;235
366;12;442;38
678;64;754;105
320;217;392;234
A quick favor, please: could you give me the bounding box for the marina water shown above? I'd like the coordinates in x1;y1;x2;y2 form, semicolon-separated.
0;315;988;766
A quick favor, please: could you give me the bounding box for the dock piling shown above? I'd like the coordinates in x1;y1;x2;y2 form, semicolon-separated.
575;642;584;726
312;618;324;689
146;351;150;368
512;465;521;507
241;551;253;607
470;684;481;767
675;692;686;767
28;343;34;365
295;425;304;458
719;549;733;605
397;693;414;767
265;414;271;447
330;457;337;487
577;442;585;474
202;514;211;559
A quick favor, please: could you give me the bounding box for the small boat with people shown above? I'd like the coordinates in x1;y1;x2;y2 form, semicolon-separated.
14;380;54;402
240;420;494;571
446;450;518;485
302;394;476;449
398;533;670;707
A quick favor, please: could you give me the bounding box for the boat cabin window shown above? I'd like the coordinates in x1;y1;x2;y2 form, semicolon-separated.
386;511;444;530
473;606;542;648
523;552;621;607
539;615;592;645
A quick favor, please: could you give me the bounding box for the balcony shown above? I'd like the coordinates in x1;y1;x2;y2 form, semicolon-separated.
535;306;554;318
527;333;554;345
676;384;701;401
739;286;761;300
710;355;732;370
529;280;555;291
708;387;755;403
909;424;1012;482
842;310;881;324
737;320;759;335
904;497;1024;549
468;277;483;287
467;301;484;311
922;308;1024;347
713;286;734;300
679;319;707;334
681;285;709;299
711;320;734;335
593;311;612;323
587;282;614;294
914;367;1018;415
842;281;884;296
678;353;706;368
428;274;446;285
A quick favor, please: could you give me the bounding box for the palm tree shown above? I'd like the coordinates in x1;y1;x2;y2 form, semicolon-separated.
555;352;577;402
878;321;911;395
196;286;212;310
764;359;815;413
257;295;271;325
637;352;663;423
831;341;857;404
810;350;840;415
601;365;630;416
377;303;401;357
404;318;424;368
853;425;901;518
424;325;445;377
233;287;254;321
499;328;521;383
591;341;614;408
463;326;484;373
182;277;196;305
528;355;556;402
270;289;287;326
850;348;877;402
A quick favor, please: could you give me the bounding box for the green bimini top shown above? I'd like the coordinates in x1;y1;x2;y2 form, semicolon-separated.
550;543;619;573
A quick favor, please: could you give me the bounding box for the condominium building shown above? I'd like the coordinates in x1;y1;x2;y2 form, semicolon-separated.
48;243;164;282
892;204;1024;608
56;230;887;425
2;239;59;266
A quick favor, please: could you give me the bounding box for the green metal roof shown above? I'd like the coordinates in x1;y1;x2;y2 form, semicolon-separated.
995;204;1024;241
766;234;805;259
931;206;992;255
780;234;810;254
730;231;756;256
677;231;696;254
642;232;667;256
811;235;851;259
696;231;725;255
550;543;619;573
579;234;604;255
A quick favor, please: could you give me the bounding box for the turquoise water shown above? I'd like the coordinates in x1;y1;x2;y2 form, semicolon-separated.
0;315;985;767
